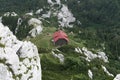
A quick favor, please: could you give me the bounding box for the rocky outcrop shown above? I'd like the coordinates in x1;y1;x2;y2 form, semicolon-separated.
75;47;109;62
28;18;43;37
3;12;18;17
114;74;120;80
0;23;41;80
58;5;76;28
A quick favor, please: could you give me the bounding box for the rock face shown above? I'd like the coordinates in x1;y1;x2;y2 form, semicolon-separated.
3;12;18;17
52;51;64;63
28;18;43;37
41;0;76;28
101;65;114;77
75;47;109;62
88;69;93;79
58;5;76;27
114;74;120;80
0;23;41;80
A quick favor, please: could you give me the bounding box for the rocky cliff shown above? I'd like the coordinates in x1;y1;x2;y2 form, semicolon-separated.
0;23;41;80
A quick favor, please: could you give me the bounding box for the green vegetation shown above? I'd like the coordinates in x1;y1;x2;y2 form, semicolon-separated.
30;27;57;53
67;0;120;27
0;0;120;80
2;16;33;40
40;44;114;80
0;43;5;48
2;16;18;33
33;26;117;79
0;0;48;14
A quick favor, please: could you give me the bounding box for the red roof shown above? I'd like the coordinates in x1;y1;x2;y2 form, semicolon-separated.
53;30;69;42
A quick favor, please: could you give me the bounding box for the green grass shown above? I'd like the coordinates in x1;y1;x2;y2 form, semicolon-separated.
29;26;116;80
29;26;88;52
30;27;57;53
29;27;91;80
41;53;87;80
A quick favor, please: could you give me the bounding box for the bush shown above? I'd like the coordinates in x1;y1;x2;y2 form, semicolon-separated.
38;47;51;54
63;56;89;73
72;74;89;80
15;17;33;40
0;43;5;48
41;54;62;71
58;45;76;53
2;16;33;40
2;16;18;34
90;58;105;69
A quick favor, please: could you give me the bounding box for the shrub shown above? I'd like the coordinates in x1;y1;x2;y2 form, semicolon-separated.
90;58;105;69
63;56;89;73
38;47;51;54
2;16;18;34
58;45;76;54
72;74;89;80
0;43;5;48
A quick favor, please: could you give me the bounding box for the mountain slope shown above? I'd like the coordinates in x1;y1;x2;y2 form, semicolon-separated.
0;0;120;80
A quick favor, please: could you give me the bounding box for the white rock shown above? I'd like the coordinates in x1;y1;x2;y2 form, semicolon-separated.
35;9;43;14
28;18;42;26
3;12;17;17
29;26;43;37
42;11;51;18
52;51;64;63
58;5;76;27
12;41;23;53
45;0;76;28
78;1;80;3
15;18;23;34
101;65;114;77
21;73;31;80
75;47;82;54
19;64;27;74
98;52;109;63
81;47;109;63
47;0;61;5
0;64;13;80
4;12;10;17
82;47;97;62
58;54;64;63
28;18;43;37
19;41;38;58
47;0;54;5
11;12;18;16
22;58;30;66
75;48;79;53
4;47;20;74
114;74;120;80
0;23;41;80
56;0;61;4
25;12;33;16
88;69;93;79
